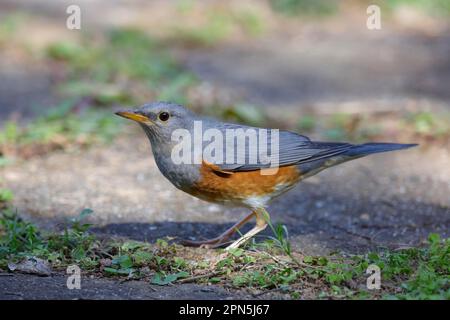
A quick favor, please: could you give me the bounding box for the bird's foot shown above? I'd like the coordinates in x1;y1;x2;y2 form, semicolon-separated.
180;211;256;249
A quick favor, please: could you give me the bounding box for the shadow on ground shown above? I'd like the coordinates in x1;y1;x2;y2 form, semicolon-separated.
93;196;449;255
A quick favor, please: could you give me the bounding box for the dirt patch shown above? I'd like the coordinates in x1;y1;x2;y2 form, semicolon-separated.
0;272;251;300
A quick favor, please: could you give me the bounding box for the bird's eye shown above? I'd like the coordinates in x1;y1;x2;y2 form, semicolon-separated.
158;112;170;122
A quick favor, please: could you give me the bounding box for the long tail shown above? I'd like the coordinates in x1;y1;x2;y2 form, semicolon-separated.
343;143;418;158
298;142;417;179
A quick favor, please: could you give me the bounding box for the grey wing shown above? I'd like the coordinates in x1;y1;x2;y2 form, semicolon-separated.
214;127;353;172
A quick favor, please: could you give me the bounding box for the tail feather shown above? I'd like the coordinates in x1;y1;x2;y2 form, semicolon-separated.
297;142;417;179
343;143;418;157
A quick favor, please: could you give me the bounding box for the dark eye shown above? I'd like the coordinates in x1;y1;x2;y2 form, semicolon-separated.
158;111;170;121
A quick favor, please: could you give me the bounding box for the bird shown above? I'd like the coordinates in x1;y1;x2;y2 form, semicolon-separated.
115;101;417;250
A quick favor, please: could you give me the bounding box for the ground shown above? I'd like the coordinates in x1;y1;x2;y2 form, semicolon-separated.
0;0;449;299
0;273;251;299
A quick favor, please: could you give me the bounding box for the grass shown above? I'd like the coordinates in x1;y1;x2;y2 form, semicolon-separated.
198;104;450;144
270;0;339;17
269;0;450;18
0;189;13;205
0;13;26;47
405;111;450;138
171;12;233;47
294;111;450;143
0;207;96;268
3;16;447;164
220;104;268;127
382;0;450;17
46;29;197;106
302;113;375;141
0;28;200;160
0;101;122;159
0;205;448;299
169;6;265;47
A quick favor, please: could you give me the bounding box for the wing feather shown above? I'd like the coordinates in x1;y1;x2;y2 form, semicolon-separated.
212;127;353;172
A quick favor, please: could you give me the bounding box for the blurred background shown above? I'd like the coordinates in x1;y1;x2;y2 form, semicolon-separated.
0;0;449;254
1;0;450;142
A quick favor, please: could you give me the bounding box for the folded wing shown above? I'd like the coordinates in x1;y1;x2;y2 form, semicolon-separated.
213;125;353;172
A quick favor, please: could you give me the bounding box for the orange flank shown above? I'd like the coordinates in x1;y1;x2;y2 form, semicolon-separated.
187;160;302;205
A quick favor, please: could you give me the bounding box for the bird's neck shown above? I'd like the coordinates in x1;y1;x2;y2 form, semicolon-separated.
147;136;200;191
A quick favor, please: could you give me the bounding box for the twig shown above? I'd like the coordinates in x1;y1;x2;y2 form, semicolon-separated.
252;287;285;298
177;271;222;284
256;249;289;266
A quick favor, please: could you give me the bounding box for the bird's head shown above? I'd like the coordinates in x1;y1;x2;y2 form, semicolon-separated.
115;101;196;142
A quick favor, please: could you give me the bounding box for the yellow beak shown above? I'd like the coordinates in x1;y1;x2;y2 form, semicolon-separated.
115;111;149;123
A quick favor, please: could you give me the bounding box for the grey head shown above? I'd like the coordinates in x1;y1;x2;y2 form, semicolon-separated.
115;101;204;190
115;101;198;143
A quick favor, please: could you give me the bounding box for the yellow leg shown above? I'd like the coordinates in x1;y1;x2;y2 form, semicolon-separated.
181;211;256;248
225;208;269;250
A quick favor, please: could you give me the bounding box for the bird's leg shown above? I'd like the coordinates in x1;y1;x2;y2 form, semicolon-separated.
225;208;269;250
180;211;256;248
